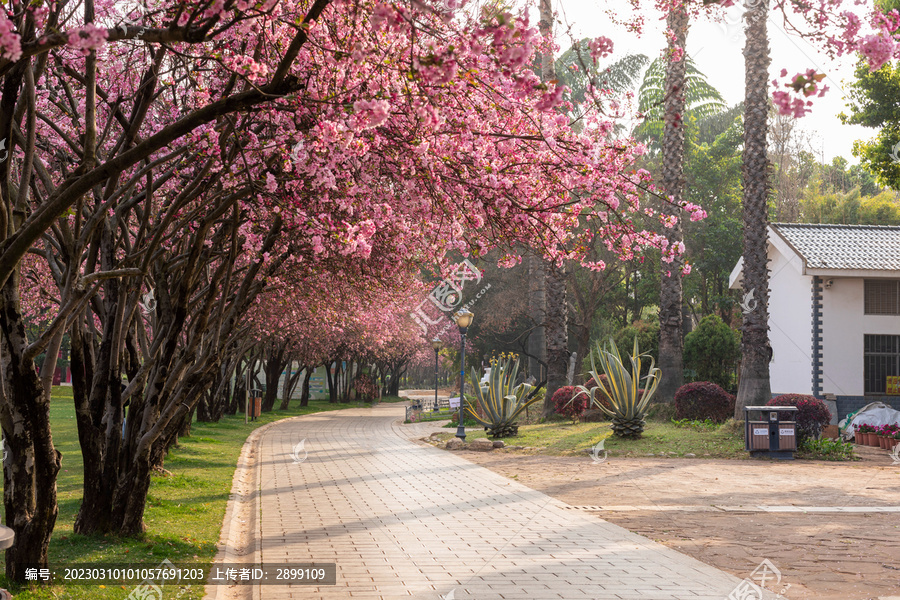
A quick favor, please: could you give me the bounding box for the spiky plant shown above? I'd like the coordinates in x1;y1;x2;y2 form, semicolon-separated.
576;338;661;438
466;356;541;439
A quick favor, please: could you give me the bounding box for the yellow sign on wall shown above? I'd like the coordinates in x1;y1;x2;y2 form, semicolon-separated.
887;376;900;395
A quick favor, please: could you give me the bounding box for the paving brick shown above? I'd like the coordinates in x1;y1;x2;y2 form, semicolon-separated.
213;404;784;600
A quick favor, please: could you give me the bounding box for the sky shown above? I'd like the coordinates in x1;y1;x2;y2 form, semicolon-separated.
545;0;876;164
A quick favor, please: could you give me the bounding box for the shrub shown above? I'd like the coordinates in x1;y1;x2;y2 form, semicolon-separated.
353;373;379;402
798;438;856;461
683;315;740;390
766;394;832;442
674;382;735;423
552;386;589;421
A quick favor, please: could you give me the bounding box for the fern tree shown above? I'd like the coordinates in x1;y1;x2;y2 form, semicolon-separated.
635;56;727;152
555;41;648;132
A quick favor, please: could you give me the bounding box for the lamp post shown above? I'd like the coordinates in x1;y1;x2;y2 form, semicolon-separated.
431;337;442;412
454;309;474;440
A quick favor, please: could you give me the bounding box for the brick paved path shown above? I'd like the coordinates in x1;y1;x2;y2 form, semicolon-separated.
246;404;777;599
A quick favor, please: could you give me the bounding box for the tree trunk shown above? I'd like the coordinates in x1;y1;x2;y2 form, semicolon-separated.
538;0;568;418
657;3;689;404
735;0;773;418
325;361;337;403
300;368;312;407
262;345;287;412
527;254;546;382
0;272;61;582
543;263;568;418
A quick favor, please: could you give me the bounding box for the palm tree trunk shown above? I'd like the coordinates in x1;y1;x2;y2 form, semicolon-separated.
527;254;546;382
657;3;689;403
544;263;568;417
735;0;773;417
537;0;569;418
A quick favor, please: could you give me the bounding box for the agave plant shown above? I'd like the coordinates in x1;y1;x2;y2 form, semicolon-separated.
576;338;661;438
466;355;541;438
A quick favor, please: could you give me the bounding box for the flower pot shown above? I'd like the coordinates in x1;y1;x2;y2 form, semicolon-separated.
890;438;900;451
871;434;882;447
880;435;890;449
857;432;870;445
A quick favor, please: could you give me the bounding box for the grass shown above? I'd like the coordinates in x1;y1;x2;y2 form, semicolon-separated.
0;387;400;599
431;417;748;458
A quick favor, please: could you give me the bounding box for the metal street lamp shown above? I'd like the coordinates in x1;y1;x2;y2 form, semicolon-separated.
431;337;442;412
454;309;474;440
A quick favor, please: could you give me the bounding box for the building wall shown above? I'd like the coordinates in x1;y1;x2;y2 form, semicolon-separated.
277;364;331;400
821;278;900;396
768;244;813;395
835;396;900;420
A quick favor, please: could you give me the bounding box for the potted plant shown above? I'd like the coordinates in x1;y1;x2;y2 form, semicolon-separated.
855;423;873;445
882;424;900;449
877;424;897;449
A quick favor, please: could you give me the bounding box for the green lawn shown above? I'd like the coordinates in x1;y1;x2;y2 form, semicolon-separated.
0;387;398;598
433;419;748;458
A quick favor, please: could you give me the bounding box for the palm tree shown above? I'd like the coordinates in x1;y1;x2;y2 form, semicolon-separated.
631;13;727;404
735;0;773;417
657;2;690;404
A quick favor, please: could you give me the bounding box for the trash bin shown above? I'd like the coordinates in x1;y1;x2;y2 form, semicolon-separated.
249;389;263;420
744;405;798;460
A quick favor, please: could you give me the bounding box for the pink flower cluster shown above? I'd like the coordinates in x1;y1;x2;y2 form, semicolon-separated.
536;84;565;111
67;23;108;56
771;69;829;118
588;36;614;62
681;202;707;221
858;32;896;70
0;11;21;61
351;99;391;130
224;55;270;83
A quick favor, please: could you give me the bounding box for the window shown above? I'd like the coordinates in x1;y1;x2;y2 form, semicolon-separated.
864;280;900;315
864;334;900;394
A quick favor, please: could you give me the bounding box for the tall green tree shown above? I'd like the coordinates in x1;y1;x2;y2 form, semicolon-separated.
841;61;900;188
683;112;744;325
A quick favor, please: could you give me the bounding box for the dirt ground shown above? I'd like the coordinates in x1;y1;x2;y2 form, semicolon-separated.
449;443;900;600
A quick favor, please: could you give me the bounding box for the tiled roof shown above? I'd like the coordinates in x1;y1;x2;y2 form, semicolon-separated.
771;223;900;270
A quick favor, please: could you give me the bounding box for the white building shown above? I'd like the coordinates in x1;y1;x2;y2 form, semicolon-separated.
729;223;900;419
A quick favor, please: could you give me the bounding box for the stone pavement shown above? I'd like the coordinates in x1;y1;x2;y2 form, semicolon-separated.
222;403;784;600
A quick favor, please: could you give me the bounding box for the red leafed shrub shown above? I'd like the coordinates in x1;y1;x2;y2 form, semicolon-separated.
552;386;589;420
583;375;613;411
353;373;380;402
674;382;735;423
766;394;831;442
